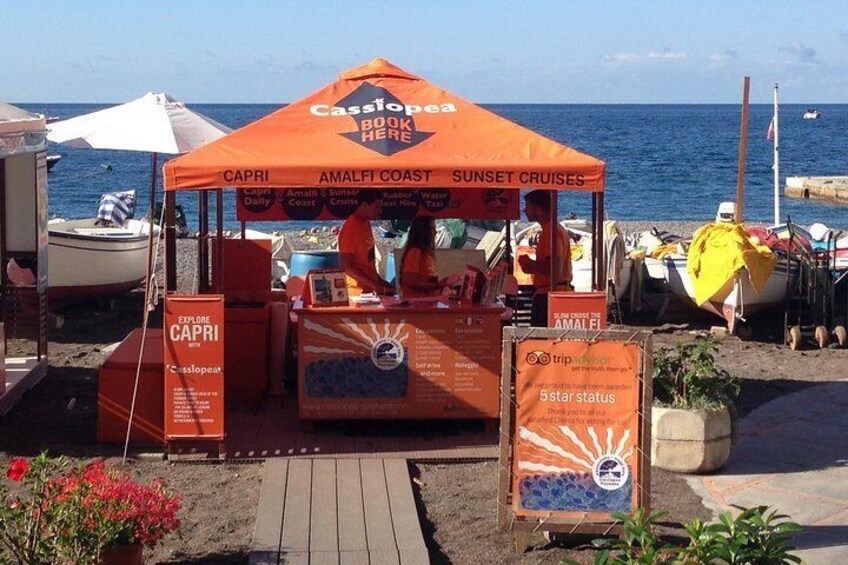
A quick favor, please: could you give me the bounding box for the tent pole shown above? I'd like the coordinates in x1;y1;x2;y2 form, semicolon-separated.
165;191;177;293
216;189;224;294
550;192;558;294
591;193;598;291
597;192;606;291
199;191;209;292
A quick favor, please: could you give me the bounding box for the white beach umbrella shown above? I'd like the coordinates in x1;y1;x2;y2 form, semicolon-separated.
46;92;231;154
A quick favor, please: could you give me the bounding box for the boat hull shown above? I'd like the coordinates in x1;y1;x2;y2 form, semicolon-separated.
572;258;632;299
663;256;797;332
47;219;156;309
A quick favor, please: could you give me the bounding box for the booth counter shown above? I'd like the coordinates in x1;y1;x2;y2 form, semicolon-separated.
294;302;503;421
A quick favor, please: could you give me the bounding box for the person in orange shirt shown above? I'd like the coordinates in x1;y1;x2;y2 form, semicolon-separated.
338;191;393;295
400;216;456;298
517;190;572;327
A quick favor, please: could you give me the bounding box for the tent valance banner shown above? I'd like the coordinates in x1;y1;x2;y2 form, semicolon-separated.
236;186;520;221
163;58;605;193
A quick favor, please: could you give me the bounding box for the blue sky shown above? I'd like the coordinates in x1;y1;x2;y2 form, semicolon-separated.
4;0;848;104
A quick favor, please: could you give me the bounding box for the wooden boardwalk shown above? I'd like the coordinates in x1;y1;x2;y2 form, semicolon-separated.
224;397;498;461
250;459;430;565
0;356;48;416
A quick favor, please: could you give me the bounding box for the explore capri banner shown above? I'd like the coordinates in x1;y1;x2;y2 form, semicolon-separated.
512;339;641;520
164;295;225;440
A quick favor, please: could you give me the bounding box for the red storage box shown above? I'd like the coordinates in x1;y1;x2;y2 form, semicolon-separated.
98;328;165;445
210;238;272;295
225;305;269;401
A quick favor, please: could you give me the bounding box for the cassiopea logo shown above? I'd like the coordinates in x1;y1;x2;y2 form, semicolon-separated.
370;337;405;371
309;82;453;156
592;454;629;491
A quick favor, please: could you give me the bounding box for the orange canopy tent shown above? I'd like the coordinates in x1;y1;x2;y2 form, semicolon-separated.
160;58;607;292
163;58;604;193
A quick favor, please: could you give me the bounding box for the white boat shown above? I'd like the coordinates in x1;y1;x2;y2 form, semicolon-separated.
663;254;798;333
803;109;821;120
48;218;158;308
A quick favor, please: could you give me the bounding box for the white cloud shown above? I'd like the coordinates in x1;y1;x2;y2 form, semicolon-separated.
780;41;820;65
709;50;738;63
602;52;641;63
647;48;687;60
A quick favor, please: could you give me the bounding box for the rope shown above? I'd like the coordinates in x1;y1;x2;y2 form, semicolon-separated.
122;200;167;463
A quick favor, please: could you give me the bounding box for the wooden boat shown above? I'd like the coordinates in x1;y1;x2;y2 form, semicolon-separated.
47;218;158;308
663;254;798;333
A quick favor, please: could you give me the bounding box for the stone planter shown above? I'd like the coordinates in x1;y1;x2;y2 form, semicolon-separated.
651;405;732;473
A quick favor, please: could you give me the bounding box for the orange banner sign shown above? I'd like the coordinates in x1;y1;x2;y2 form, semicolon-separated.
237;187;519;222
512;339;640;519
298;308;501;419
164;295;225;440
548;291;608;330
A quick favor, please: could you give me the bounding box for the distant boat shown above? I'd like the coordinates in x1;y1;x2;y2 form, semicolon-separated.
46;154;61;171
803;109;821;120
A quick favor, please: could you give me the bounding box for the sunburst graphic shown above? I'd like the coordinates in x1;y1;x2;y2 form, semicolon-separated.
516;425;634;474
515;424;636;514
302;317;410;356
302;317;412;399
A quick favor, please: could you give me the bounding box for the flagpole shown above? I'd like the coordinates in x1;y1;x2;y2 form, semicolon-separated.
773;83;780;226
735;76;750;224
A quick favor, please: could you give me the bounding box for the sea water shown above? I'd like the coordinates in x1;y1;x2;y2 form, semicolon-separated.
20;103;848;230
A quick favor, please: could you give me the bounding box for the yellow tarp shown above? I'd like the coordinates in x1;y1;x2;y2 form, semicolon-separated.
687;223;777;306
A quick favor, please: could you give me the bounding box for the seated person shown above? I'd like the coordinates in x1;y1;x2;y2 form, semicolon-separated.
338;191;393;295
400;216;459;298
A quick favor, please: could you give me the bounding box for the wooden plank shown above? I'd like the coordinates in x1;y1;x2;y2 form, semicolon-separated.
360;459;397;551
309;551;340;565
278;551;308;565
497;328;515;530
337;459;367;552
368;550;400;565
252;460;289;555
339;551;369;565
383;460;426;553
281;459;312;552
398;549;430;565
310;459;339;552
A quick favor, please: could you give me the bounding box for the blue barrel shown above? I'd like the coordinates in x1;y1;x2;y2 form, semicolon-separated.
385;253;396;285
290;250;341;276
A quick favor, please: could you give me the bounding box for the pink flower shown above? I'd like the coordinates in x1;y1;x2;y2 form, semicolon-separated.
6;458;28;482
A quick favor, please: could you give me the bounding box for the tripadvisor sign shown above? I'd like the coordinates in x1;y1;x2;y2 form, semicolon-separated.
309;82;454;156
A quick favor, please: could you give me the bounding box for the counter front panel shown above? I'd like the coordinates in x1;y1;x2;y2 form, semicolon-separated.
297;306;502;420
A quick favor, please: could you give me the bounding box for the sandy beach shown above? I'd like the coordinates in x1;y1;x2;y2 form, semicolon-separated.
1;229;846;563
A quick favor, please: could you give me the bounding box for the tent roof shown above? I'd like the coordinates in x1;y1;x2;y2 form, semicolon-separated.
0;102;46;135
163;58;605;192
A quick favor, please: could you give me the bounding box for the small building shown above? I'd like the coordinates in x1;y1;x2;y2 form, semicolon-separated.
0;102;49;415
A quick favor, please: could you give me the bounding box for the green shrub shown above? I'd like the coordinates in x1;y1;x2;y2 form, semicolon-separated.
562;505;803;565
652;335;739;410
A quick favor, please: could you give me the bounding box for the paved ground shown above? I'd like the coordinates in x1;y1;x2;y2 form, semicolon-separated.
688;379;848;565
